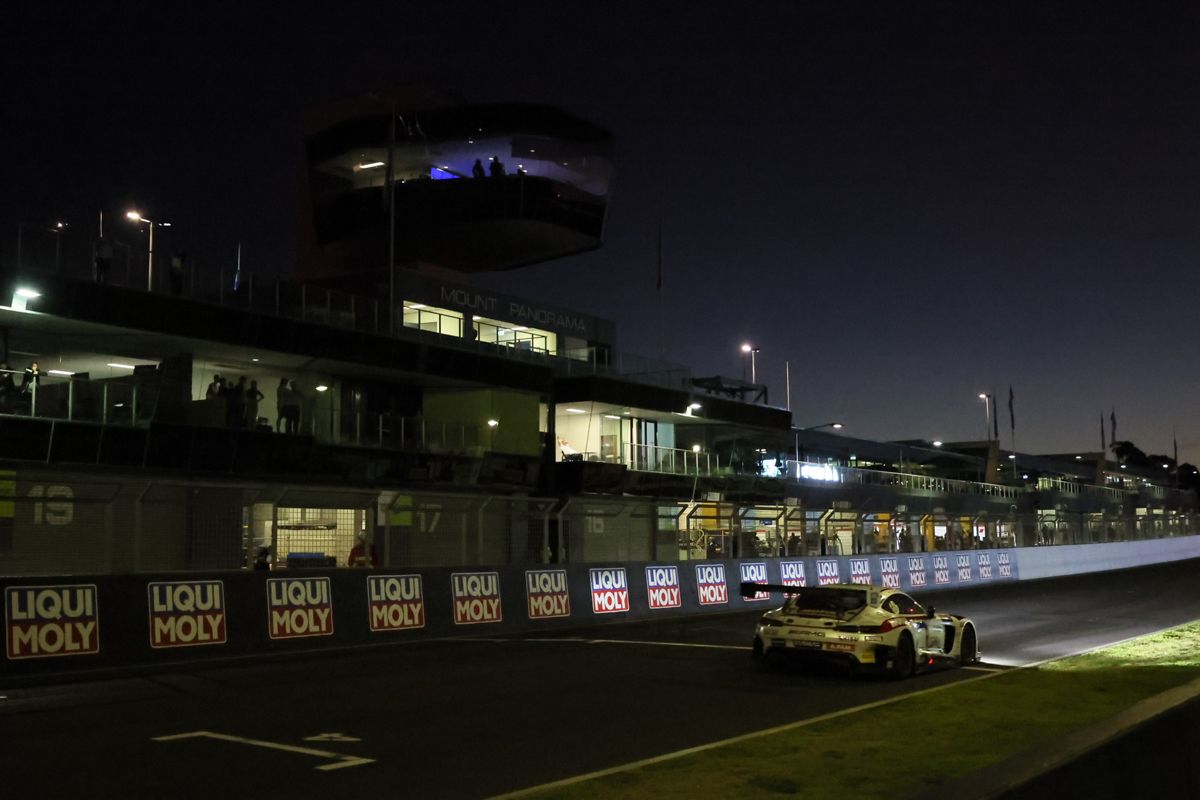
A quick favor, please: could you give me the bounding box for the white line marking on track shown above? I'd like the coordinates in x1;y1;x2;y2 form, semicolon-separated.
154;731;374;771
585;638;752;651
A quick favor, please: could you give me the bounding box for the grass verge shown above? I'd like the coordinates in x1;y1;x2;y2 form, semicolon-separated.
509;622;1200;799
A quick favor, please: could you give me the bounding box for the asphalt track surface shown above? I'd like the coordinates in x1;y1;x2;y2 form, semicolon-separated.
3;558;1199;799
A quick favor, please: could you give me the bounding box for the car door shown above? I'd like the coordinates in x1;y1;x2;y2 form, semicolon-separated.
887;592;945;654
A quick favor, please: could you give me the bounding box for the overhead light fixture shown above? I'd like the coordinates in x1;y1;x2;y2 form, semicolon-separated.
47;370;73;377
354;161;385;171
688;403;702;410
408;303;425;310
11;287;40;311
692;444;701;453
487;419;499;427
315;385;328;392
603;414;621;420
511;326;527;331
107;363;136;370
932;440;943;447
565;408;586;414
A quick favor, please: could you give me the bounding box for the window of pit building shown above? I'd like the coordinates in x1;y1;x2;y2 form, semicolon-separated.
473;315;556;355
402;303;463;337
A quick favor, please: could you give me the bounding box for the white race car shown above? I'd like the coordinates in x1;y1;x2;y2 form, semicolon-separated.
744;582;978;678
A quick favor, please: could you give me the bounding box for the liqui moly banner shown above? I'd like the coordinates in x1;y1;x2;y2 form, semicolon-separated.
816;559;840;585
147;581;226;649
645;565;681;609
267;578;334;639
589;568;629;614
526;569;570;619
779;560;806;587
906;556;928;588
997;551;1013;578
367;575;425;632
740;562;770;600
932;555;951;585
879;557;900;589
695;564;728;605
977;553;993;580
5;584;99;660
451;571;502;625
849;558;872;585
956;554;973;582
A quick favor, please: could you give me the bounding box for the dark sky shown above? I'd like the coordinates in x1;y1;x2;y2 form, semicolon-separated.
4;2;1198;462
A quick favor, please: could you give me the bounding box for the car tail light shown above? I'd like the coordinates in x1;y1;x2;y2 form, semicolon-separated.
878;617;906;634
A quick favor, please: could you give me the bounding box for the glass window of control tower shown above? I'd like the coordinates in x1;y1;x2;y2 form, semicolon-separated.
473;315;556;355
402;303;463;337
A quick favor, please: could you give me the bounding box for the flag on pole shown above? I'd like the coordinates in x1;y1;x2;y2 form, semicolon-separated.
992;395;999;440
1008;385;1015;431
1110;408;1117;443
1100;414;1106;453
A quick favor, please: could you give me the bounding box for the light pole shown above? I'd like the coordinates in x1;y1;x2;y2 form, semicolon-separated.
978;393;992;441
126;210;171;291
50;221;67;271
741;343;760;383
793;422;844;462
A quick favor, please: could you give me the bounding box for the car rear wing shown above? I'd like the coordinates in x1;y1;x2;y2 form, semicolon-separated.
739;581;805;598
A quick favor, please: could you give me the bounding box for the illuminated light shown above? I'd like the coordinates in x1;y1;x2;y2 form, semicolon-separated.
315;385;328;392
107;363;136;370
498;329;510;336
688;402;702;410
978;393;987;400
15;288;40;299
47;370;73;376
799;464;841;482
1075;455;1082;460
1023;474;1029;479
354;161;385;170
692;444;701;453
1008;454;1016;460
529;149;535;153
831;423;844;429
126;210;142;221
511;326;527;331
251;357;260;362
408;303;425;309
932;441;943;447
603;415;621;420
487;419;499;427
741;343;752;353
565;408;586;414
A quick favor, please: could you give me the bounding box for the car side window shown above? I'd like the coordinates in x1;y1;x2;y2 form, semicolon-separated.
890;593;924;615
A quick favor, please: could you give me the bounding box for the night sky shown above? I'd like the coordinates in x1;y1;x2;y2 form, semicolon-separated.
3;2;1198;461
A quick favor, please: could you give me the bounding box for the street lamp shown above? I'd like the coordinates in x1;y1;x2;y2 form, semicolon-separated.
978;393;992;441
741;343;760;383
793;422;844;462
49;221;67;271
126;210;171;291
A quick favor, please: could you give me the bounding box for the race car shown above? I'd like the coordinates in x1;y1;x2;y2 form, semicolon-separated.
743;581;978;678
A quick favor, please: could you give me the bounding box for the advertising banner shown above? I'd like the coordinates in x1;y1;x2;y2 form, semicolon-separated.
5;584;99;660
816;559;840;585
879;557;900;589
147;580;226;649
739;562;770;600
451;571;502;625
779;560;806;587
267;578;334;639
906;555;928;588
525;569;571;619
849;558;872;585
932;555;951;586
589;568;629;614
695;564;728;605
367;575;425;632
644;565;681;609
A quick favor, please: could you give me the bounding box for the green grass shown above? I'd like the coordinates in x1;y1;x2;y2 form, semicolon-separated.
509;622;1200;800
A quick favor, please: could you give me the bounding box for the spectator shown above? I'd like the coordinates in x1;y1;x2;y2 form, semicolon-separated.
489;156;505;178
286;380;303;434
206;374;223;399
245;379;264;428
348;533;379;567
472;158;486;179
0;363;15;413
275;378;291;432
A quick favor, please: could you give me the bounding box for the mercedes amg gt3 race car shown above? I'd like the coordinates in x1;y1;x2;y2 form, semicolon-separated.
743;582;978;678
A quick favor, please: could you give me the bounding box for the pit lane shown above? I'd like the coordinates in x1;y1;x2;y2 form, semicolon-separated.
1;558;1197;799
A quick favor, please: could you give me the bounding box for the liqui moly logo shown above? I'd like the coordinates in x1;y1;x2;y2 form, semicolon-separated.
526;570;570;619
367;575;425;632
147;581;226;649
740;563;769;601
589;568;629;614
779;560;806;587
879;557;900;589
956;554;973;582
267;578;333;639
932;555;951;585
452;572;502;625
645;565;681;609
5;584;99;660
695;564;728;605
997;551;1013;578
906;556;927;587
816;559;840;586
849;558;872;585
977;553;993;580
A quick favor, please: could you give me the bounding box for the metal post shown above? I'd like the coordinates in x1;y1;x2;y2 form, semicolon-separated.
67;380;74;420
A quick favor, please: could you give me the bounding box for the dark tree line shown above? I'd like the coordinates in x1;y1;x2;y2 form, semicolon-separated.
1111;440;1200;493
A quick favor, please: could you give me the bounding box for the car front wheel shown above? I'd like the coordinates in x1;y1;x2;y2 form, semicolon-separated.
890;633;915;679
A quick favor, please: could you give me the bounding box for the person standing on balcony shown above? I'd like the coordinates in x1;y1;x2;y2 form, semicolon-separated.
275;377;291;432
245;379;264;428
286;380;303;434
472;158;486;179
0;364;15;413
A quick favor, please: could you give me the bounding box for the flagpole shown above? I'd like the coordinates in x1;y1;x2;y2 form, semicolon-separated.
656;217;664;361
785;360;791;412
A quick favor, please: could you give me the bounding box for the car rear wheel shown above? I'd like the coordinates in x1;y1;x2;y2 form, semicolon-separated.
960;626;977;666
890;633;915;679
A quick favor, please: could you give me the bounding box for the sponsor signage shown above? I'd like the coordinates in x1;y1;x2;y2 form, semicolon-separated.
147;580;226;649
645;565;682;609
5;584;99;660
956;554;973;582
589;568;629;614
907;556;928;588
816;559;840;586
740;562;769;600
849;558;872;585
451;571;502;625
932;555;951;585
779;560;806;587
880;557;900;589
367;575;425;632
526;569;571;619
977;553;993;580
267;578;334;639
997;551;1013;578
695;564;728;605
